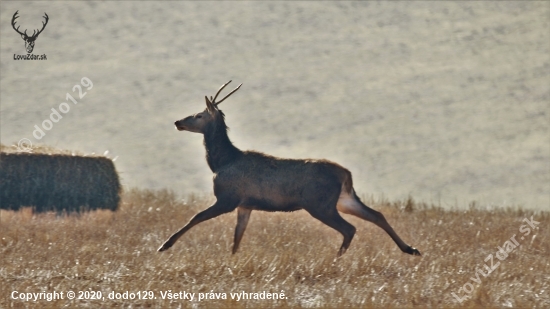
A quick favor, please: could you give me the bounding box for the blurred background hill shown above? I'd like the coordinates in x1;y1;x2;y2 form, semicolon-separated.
1;1;548;210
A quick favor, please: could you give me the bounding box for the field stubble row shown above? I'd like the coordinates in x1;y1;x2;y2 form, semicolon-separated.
1;189;548;308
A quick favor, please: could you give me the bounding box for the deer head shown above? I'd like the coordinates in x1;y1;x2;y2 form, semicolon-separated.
12;11;49;53
175;81;242;134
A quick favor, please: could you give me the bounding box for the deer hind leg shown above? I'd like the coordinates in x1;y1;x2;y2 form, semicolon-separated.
305;206;356;257
158;198;237;252
232;207;252;254
336;189;421;256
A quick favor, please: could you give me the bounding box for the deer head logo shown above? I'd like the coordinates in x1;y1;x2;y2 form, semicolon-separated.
11;10;49;54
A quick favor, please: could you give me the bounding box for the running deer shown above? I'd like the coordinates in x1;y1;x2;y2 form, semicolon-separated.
158;81;421;257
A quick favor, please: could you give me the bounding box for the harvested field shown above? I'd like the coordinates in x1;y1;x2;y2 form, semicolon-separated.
1;189;548;308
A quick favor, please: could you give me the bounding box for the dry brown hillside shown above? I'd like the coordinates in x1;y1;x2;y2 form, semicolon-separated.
1;2;548;209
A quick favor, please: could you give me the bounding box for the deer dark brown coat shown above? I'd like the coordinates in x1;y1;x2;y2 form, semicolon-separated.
158;81;421;257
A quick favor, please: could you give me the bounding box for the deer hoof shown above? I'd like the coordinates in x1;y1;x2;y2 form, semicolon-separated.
158;242;172;252
405;246;421;256
336;248;347;257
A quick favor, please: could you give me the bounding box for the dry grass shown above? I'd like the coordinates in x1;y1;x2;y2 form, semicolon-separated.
1;189;548;308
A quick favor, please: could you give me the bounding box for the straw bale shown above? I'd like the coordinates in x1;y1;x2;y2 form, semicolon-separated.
0;145;120;213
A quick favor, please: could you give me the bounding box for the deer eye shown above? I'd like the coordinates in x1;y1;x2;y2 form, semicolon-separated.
196;115;202;119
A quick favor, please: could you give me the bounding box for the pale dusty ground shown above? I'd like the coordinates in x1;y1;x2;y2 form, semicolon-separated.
1;2;549;210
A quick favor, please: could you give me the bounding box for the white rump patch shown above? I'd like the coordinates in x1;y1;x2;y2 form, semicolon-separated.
336;187;363;215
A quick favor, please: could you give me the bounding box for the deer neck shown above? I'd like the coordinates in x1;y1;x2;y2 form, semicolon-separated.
203;120;241;173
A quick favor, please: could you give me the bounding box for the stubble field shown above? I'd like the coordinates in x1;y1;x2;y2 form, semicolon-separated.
1;189;548;308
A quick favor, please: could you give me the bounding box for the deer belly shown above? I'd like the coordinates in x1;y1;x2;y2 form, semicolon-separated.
241;197;301;212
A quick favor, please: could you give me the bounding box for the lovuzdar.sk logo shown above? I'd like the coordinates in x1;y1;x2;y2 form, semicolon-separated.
12;10;48;60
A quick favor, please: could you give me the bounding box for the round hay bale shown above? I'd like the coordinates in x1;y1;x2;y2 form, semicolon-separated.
0;145;121;213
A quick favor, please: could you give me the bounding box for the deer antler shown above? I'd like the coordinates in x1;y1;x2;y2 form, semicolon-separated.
11;11;25;37
12;11;49;39
32;12;49;39
211;80;243;106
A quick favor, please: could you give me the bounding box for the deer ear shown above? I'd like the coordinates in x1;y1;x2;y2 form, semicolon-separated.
205;96;216;113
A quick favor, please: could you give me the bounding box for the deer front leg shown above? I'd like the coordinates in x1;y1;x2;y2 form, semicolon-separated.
232;207;252;254
158;198;236;252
